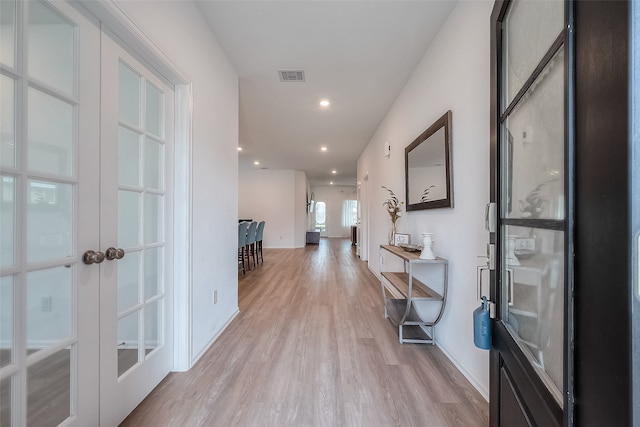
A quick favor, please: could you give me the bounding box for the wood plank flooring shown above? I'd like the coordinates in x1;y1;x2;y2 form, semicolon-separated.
121;238;488;426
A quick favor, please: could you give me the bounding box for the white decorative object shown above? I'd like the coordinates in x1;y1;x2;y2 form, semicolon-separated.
419;232;436;259
506;236;520;266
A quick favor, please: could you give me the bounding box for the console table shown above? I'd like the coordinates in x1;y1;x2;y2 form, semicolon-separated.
379;244;448;344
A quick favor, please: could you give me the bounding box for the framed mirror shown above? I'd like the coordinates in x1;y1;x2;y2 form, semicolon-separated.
405;110;453;211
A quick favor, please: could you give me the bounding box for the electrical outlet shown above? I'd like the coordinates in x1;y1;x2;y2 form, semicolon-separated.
41;296;52;312
213;290;218;305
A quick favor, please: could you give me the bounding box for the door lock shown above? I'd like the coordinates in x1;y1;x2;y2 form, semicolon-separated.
477;243;497;318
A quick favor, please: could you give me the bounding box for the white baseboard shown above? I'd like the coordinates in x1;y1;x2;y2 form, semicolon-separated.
368;264;381;280
435;338;489;401
189;307;240;368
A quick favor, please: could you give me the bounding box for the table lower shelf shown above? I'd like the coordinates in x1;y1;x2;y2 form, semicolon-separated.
396;324;434;344
385;299;436;344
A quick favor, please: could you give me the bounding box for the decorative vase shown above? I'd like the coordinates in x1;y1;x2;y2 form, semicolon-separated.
506;236;520;266
388;223;397;245
419;232;436;259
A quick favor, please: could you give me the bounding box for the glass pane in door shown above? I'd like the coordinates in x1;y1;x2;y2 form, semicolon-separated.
0;1;15;68
502;0;564;108
502;47;565;220
144;300;161;355
0;75;16;168
145;82;163;137
117;251;140;313
144;247;161;299
26;267;72;355
117;312;139;377
502;224;564;403
119;63;140;127
144;138;163;190
0;375;11;426
144;193;162;244
118;127;141;187
28;0;74;96
28;88;74;177
1;176;15;268
27;180;73;263
0;276;13;368
118;190;140;249
27;348;71;425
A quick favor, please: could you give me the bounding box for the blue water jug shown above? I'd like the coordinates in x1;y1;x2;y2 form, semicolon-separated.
473;297;491;350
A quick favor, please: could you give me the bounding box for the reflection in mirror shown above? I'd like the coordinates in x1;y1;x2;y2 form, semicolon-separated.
405;111;453;210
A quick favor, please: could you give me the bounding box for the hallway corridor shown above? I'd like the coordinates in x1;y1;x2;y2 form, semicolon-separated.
121;238;488;426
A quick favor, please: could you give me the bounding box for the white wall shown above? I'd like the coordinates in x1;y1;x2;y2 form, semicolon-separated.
238;169;307;248
115;1;239;365
294;171;308;246
311;185;358;238
357;0;492;398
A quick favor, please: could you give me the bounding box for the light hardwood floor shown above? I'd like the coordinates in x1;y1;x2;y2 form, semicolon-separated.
121;238;488;426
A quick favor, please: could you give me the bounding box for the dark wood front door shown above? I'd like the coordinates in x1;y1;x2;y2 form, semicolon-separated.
489;1;572;425
490;1;633;426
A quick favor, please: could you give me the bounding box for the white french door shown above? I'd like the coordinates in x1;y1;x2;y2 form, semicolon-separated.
0;2;174;425
0;1;100;425
98;31;174;427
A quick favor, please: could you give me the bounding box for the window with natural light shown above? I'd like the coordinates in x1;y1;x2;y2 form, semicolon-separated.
315;201;326;232
342;200;357;227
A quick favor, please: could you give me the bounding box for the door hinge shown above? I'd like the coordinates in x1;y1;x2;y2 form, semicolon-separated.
489;301;496;319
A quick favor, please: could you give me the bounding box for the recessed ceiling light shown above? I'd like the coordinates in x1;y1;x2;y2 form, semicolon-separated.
330;182;334;185
254;161;260;165
331;170;337;174
237;147;242;151
320;146;327;152
319;99;330;107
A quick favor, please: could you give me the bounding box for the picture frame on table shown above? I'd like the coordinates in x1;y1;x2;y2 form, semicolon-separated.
394;233;410;246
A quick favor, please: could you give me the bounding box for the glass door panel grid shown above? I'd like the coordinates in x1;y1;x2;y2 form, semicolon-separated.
498;0;568;409
0;1;79;424
116;59;166;378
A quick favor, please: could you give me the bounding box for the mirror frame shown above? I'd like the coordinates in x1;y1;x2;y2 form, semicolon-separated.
405;110;453;211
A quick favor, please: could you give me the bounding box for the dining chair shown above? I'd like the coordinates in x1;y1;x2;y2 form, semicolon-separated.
255;221;265;264
246;221;258;269
238;221;250;274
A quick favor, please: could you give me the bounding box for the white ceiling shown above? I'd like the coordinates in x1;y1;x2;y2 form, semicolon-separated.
196;1;456;186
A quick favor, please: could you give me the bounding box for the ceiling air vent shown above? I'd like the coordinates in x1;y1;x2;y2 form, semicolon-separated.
278;70;305;82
